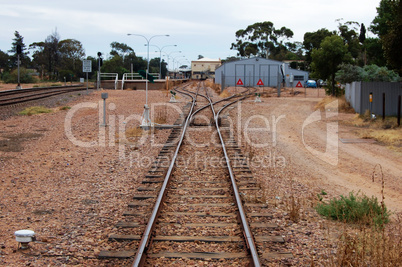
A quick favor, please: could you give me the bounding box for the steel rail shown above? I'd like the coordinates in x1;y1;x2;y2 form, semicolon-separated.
0;85;84;97
189;87;251;122
0;87;87;106
132;83;199;267
202;85;261;266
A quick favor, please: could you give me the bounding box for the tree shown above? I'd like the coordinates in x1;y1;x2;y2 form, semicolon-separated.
30;30;87;80
311;35;352;96
371;0;402;75
230;21;294;59
370;0;397;36
110;42;134;59
102;55;128;78
30;30;61;80
102;42;149;77
0;50;9;72
365;37;386;66
8;31;30;68
359;23;366;44
59;39;85;79
337;20;361;62
303;28;334;69
381;0;402;75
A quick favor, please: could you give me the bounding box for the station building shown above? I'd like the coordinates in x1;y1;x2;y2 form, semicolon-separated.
214;57;309;88
191;58;221;79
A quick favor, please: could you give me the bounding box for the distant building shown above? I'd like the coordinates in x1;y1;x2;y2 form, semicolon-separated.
191;58;221;79
215;57;309;88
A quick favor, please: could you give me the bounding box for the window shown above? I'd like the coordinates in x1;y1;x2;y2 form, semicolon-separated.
294;75;304;81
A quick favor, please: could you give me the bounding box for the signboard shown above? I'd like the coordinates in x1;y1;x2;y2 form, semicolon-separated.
82;60;92;72
257;79;264;86
236;79;244;85
296;81;303;88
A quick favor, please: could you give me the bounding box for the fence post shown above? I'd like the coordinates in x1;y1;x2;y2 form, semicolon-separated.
398;95;401;127
383;93;385;120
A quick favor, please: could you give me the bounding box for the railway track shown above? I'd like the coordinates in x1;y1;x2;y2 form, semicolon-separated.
99;81;292;266
0;85;89;106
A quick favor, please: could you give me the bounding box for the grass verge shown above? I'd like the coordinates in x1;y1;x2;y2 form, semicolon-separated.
18;106;52;116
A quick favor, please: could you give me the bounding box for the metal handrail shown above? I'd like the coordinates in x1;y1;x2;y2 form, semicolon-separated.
121;73;161;89
99;73;118;89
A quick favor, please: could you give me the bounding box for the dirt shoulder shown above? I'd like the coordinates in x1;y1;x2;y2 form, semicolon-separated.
232;88;401;214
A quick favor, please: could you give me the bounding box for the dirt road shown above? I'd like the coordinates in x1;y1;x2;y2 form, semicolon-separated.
234;91;401;214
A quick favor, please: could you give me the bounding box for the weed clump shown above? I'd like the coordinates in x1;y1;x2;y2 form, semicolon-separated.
316;191;389;227
18;106;52;116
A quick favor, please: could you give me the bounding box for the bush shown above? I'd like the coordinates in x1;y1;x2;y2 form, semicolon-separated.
316;191;389;227
335;64;400;84
2;67;37;83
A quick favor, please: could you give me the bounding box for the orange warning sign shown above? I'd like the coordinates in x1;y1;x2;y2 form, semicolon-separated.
236;79;243;85
296;81;303;88
257;79;264;86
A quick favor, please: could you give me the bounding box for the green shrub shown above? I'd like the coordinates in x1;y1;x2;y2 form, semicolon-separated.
2;68;38;83
315;191;389;227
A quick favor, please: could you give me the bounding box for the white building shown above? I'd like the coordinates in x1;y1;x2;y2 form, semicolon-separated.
191;58;221;79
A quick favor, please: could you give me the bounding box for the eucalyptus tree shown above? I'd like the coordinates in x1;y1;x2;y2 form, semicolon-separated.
230;21;294;60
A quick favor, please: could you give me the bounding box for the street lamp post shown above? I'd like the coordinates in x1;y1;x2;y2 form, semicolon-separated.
148;44;177;79
162;51;182;75
127;33;169;128
172;55;185;79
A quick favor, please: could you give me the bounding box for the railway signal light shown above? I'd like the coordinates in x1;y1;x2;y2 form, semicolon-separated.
16;44;22;54
139;70;155;83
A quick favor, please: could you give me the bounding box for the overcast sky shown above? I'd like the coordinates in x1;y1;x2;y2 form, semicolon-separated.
0;0;380;67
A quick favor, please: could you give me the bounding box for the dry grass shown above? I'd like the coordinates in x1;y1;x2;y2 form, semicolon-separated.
315;95;355;113
219;89;231;98
346;113;402;149
18;106;53;116
204;79;221;94
115;126;148;145
125;127;145;138
317;96;402;150
154;104;168;124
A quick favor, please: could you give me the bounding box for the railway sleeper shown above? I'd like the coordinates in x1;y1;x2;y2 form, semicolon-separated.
107;234;286;244
147;251;248;260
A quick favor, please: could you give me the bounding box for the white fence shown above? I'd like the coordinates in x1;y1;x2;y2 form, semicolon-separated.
121;73;160;89
99;73;119;89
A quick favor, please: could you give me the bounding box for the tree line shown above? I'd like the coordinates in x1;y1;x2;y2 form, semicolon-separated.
0;30;167;83
229;0;401;95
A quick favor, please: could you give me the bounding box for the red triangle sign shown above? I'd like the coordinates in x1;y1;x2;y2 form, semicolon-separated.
257;79;264;86
296;81;303;88
236;79;243;85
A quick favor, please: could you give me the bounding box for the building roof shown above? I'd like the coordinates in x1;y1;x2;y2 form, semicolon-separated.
192;57;221;63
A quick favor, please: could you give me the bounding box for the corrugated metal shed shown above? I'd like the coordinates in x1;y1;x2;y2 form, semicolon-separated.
345;82;402;116
215;57;309;88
